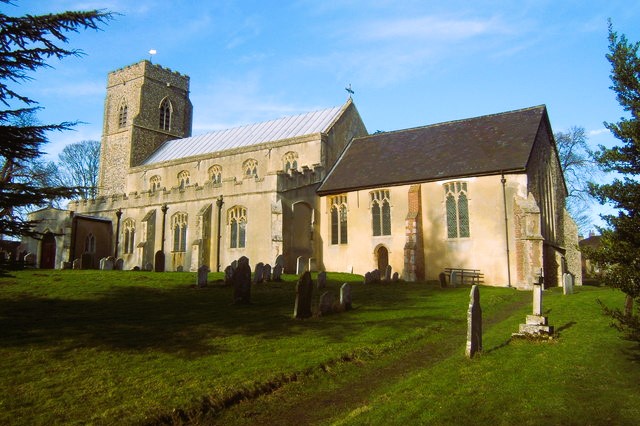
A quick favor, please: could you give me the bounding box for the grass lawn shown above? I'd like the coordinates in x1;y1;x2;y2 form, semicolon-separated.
0;270;638;425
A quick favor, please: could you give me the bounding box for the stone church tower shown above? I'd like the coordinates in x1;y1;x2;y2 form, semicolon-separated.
98;61;193;196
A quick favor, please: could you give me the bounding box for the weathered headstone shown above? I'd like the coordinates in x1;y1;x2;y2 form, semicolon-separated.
263;264;272;282
61;261;72;270
296;256;307;275
450;270;459;287
176;265;184;272
465;285;482;358
364;271;372;285
197;265;209;287
439;272;447;288
145;262;153;271
99;257;108;270
340;283;352;311
272;264;283;281
115;258;124;271
293;271;313;319
81;252;93;270
371;269;381;283
308;257;317;273
154;250;165;272
72;258;81;270
100;257;114;270
254;262;264;283
231;259;238;271
233;256;252;304
319;291;335;316
514;283;554;338
562;273;574;295
317;271;327;290
392;272;399;283
275;255;284;268
384;265;392;282
23;252;36;266
224;265;234;285
533;283;543;315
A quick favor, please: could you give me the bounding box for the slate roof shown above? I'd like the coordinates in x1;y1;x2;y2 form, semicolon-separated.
142;104;347;165
317;105;549;195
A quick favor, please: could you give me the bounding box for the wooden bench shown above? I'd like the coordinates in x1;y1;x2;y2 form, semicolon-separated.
443;268;484;286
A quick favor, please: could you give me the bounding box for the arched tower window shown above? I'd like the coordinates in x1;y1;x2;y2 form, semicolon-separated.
84;233;96;254
177;170;190;189
208;164;222;184
149;175;161;192
329;195;348;245
118;102;128;128
444;182;470;239
159;98;172;131
283;151;298;173
122;218;135;254
370;190;391;236
171;212;188;252
228;206;247;249
243;159;258;179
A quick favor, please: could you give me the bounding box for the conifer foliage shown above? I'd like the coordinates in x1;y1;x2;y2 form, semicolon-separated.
590;22;640;341
0;1;111;237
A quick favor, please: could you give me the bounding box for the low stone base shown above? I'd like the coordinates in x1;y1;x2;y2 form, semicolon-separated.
512;315;554;339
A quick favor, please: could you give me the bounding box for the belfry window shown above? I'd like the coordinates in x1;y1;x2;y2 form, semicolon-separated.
171;212;188;252
149;175;161;192
445;182;470;239
84;233;96;253
159;98;172;131
122;218;135;254
229;206;247;249
118;103;128;128
243;159;258;178
177;170;190;189
208;165;222;184
371;190;391;236
283;152;298;173
329;195;348;245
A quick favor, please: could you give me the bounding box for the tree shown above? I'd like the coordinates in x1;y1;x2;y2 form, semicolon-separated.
55;140;101;199
0;1;111;238
589;21;640;341
554;126;600;233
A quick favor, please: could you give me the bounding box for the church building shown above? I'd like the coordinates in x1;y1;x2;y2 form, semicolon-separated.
23;60;581;289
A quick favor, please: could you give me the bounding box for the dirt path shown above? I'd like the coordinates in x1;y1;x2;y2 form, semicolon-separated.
203;291;531;426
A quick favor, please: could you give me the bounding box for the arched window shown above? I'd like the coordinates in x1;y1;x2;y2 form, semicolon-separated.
370;190;391;236
228;206;247;248
84;233;96;253
243;159;258;179
445;182;470;239
171;212;188;252
159;98;172;131
283;151;298;173
122;218;135;254
208;164;222;184
177;170;190;189
329;195;348;245
118;102;128;128
149;175;161;192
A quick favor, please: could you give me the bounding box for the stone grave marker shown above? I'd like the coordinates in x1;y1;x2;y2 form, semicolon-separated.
296;256;307;275
385;265;392;282
81;252;93;270
23;252;36;267
254;262;264;283
275;254;284;268
562;273;574;295
233;256;252;304
99;257;108;270
308;257;317;272
176;265;184;272
100;257;114;270
293;271;313;319
115;258;124;271
72;258;81;270
145;262;153;271
224;265;234;285
392;272;399;282
319;291;335;316
364;271;372;285
513;283;554;338
340;283;352;311
263;264;272;282
439;272;447;288
317;271;327;290
371;269;381;283
272;264;283;281
465;285;482;358
197;265;209;287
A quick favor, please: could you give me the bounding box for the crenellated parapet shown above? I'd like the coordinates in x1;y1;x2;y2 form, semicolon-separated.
277;164;325;192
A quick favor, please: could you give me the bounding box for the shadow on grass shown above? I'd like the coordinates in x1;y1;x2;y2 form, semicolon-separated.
0;278;436;358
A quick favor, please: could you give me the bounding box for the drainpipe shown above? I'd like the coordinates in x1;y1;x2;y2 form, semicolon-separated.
216;195;224;272
501;173;512;288
160;204;169;252
113;208;122;258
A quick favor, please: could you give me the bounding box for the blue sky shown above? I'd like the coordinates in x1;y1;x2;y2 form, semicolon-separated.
8;1;640;228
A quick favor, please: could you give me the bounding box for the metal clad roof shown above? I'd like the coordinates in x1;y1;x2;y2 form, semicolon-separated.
143;105;344;165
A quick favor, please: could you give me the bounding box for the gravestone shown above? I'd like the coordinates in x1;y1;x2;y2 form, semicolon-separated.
296;256;307;275
392;272;399;283
319;291;335;316
232;256;252;304
154;250;165;272
197;265;209;287
263;264;272;282
72;258;81;270
465;285;482;358
144;262;153;271
81;252;93;270
513;283;554;338
275;255;284;268
132;266;140;271
293;271;313;319
562;273;574;295
340;283;352;311
100;257;114;270
371;269;381;283
364;272;372;285
308;257;317;273
23;252;36;266
115;258;124;271
317;271;327;290
61;261;72;270
385;265;392;282
272;264;283;281
450;270;459;287
231;260;238;271
254;262;264;284
439;272;447;288
99;257;108;270
224;265;234;285
176;265;184;272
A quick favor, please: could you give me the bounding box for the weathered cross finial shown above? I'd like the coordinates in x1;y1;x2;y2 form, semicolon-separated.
345;84;354;98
